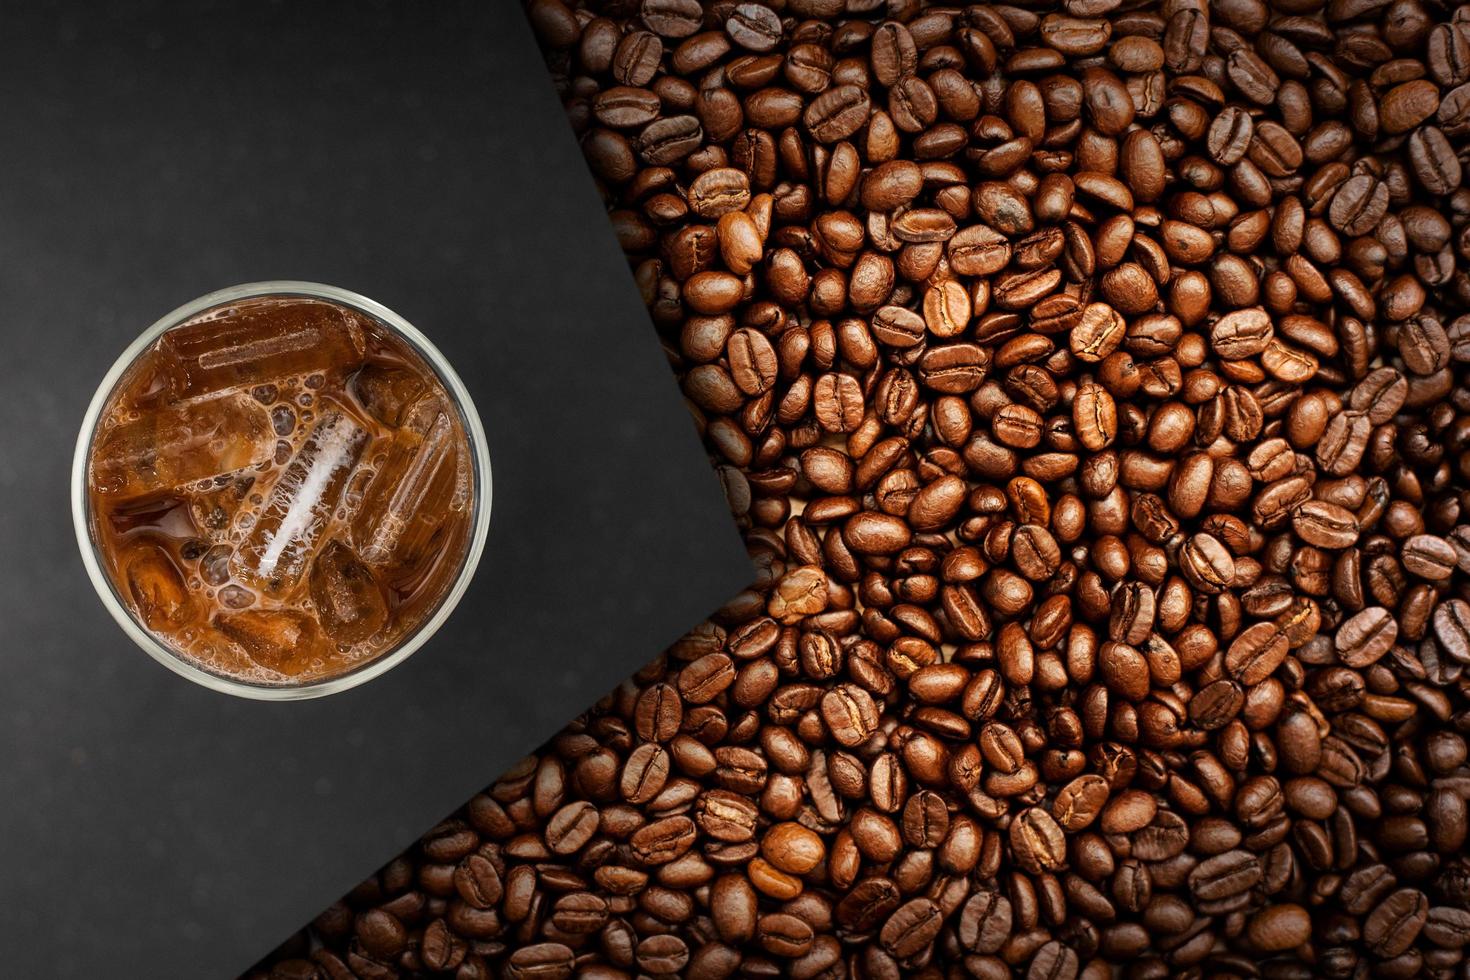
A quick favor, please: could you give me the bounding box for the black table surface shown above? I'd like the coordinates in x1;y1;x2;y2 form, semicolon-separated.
0;2;751;976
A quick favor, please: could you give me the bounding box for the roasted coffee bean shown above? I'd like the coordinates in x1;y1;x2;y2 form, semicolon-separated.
1364;889;1430;957
1293;500;1359;549
1247;904;1312;952
1210;307;1273;359
1223;623;1287;687
1336;606;1398;668
958;890;1013;954
1189;850;1262;902
1402;534;1456;580
879;897;943;958
1011;807;1067;873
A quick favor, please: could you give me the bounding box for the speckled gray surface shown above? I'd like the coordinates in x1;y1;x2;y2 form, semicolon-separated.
0;2;749;976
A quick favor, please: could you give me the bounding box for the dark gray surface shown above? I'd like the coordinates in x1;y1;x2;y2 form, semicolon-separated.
0;2;749;976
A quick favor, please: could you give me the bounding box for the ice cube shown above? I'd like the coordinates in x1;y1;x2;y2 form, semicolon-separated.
349;363;430;428
124;545;196;631
158;297;367;400
215;609;324;675
90;391;274;500
106;495;197;538
309;540;388;643
350;402;458;568
231;410;369;596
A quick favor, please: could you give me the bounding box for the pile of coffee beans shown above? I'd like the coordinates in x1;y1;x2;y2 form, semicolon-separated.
247;1;1470;978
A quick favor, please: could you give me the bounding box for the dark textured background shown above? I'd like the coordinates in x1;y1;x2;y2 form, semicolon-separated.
0;1;750;976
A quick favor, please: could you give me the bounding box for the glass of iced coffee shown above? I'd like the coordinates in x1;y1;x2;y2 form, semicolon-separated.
72;282;491;698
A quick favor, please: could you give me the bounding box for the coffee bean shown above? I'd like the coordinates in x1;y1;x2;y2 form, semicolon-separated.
453;854;503;909
1329;174;1390;236
1010;806;1066;873
804;85;871;143
593;85;662;128
545;800;599;854
725;4;781;52
957;890;1012;954
1026;940;1080;980
1408;125;1462;195
1365;888;1430;957
870;305;926;348
761;821;824;875
879;897;942;958
1209;307;1273;359
1425;906;1470;948
611;30;663;86
1073;382;1117;450
1292;499;1359;549
1048;774;1107;834
1189;850;1262;902
1382;80;1442;135
1207;105;1254;164
820;682;878;747
504;943;575;980
1402;534;1457;579
1180;532;1235;593
1434;598;1470;664
1336;606;1399;668
812;371;863;432
948;224;1011;276
1247;903;1312;951
1317;410;1371;476
1350;367;1408;424
1070;302;1126;362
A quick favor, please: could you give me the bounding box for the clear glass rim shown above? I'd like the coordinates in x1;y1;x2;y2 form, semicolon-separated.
70;280;494;701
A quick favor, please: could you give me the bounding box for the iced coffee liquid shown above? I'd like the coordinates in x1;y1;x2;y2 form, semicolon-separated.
85;295;475;684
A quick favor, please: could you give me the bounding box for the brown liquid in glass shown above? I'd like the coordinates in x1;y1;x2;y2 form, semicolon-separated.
86;295;475;684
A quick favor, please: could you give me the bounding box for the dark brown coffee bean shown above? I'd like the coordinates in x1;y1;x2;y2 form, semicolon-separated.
812;372;864;432
755;912;813;957
1209;307;1273;359
1010;806;1066;873
1402;534;1456;580
1053;773;1109;832
1364;888;1430;957
504;943;575;980
1071;302;1126;362
1293;500;1359;549
1336;606;1398;668
1425;906;1470;948
1408;125;1462;195
1350;367;1407;424
612;30;663;86
870;22;917;88
725;4;781;52
958;890;1012;954
1382;80;1441;135
879;897;942;958
1188;850;1262;902
453;855;503;909
544;800;599;854
948;224;1011;277
1180;532;1235;593
804;85;871;143
1317;411;1371;476
1246;903;1312;952
820;682;879;747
